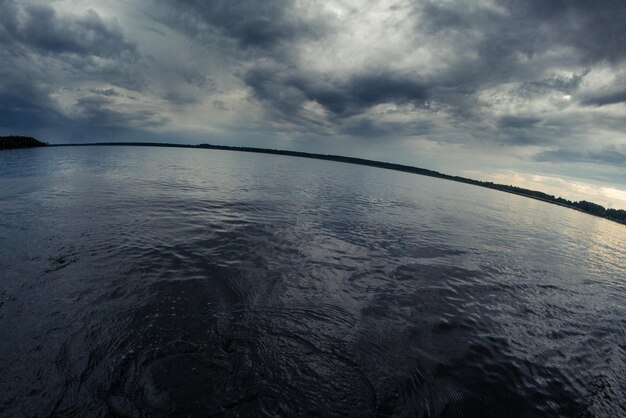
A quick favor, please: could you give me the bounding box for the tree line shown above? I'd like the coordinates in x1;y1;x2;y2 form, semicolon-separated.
0;135;48;149
196;143;626;225
4;137;624;225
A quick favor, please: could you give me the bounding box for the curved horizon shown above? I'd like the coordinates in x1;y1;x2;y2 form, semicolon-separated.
16;138;622;223
1;0;625;211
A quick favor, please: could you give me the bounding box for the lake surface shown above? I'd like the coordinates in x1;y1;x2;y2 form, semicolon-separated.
0;146;624;417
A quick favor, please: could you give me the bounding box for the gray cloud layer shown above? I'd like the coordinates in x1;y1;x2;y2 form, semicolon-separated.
1;0;625;201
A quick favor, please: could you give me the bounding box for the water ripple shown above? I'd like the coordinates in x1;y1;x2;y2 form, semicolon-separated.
0;146;624;416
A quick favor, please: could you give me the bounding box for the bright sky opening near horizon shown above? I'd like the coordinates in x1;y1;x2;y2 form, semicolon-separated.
1;0;625;209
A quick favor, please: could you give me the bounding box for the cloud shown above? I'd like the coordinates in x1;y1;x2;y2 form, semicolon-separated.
0;0;162;139
0;77;63;130
475;169;626;209
244;68;429;118
152;0;328;50
89;88;121;97
417;0;626;66
163;90;201;106
580;88;626;107
72;96;168;129
0;1;136;59
534;147;626;167
497;116;542;130
1;0;626;206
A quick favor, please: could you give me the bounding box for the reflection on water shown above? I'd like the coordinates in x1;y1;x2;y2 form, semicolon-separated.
0;146;625;417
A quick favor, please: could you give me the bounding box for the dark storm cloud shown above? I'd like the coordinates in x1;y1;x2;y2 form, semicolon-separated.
494;116;544;146
419;0;626;66
0;0;143;89
89;88;121;97
520;73;588;97
73;96;167;129
410;0;626;125
176;68;213;89
0;0;152;138
308;74;429;116
526;0;626;64
1;0;625;195
156;1;430;129
0;78;63;130
163;90;201;106
0;80;165;137
497;116;542;130
152;0;325;50
0;1;136;59
581;88;626;107
244;68;429;118
157;0;626;146
535;147;626;167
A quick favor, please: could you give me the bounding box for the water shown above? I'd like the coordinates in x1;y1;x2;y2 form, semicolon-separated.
0;146;624;417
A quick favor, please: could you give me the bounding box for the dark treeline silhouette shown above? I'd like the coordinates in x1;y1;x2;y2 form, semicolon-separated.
0;135;48;149
199;144;626;224
45;141;626;225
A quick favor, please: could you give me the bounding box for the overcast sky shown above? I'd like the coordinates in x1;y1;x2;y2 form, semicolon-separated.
1;0;625;208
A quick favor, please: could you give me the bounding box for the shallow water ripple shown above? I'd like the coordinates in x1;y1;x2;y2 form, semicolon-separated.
0;147;625;417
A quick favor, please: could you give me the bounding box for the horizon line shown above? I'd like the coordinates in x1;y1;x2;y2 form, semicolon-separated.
43;140;626;226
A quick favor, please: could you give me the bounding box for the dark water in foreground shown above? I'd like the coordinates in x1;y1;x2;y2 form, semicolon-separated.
0;146;624;417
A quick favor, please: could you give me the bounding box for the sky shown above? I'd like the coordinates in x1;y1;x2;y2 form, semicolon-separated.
1;0;625;209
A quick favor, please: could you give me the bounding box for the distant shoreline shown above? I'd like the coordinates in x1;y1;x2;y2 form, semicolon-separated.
0;135;47;149
43;141;625;226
